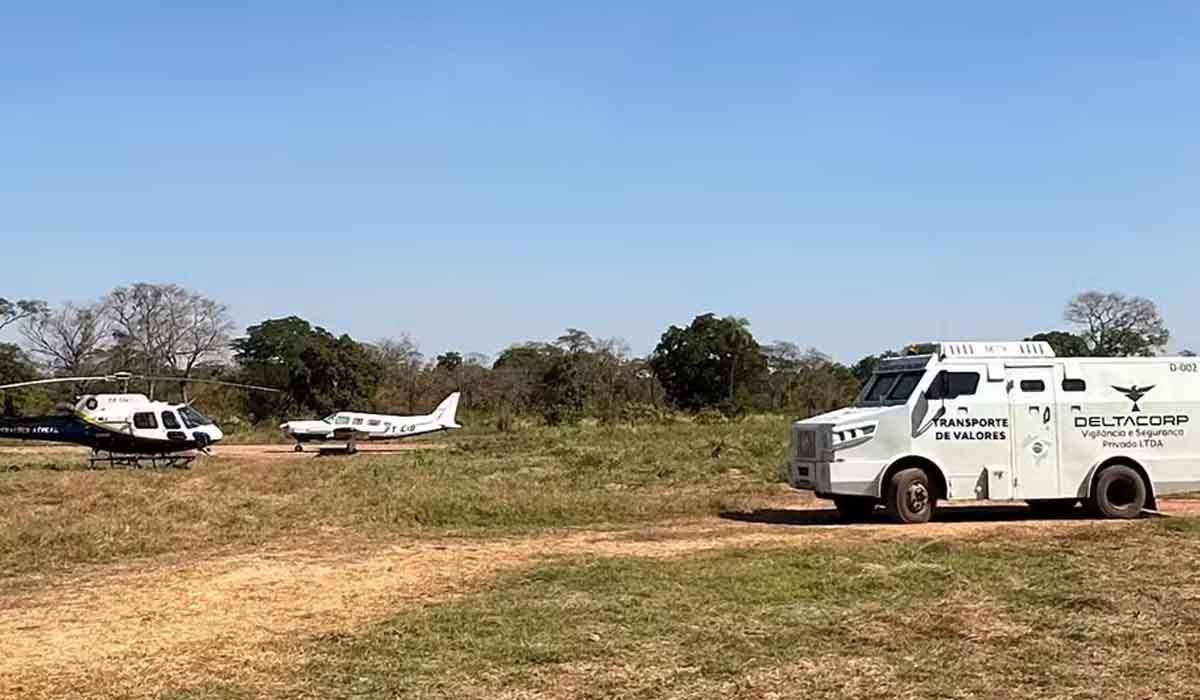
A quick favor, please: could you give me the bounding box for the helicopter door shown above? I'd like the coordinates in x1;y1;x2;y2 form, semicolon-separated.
133;412;161;439
161;411;188;442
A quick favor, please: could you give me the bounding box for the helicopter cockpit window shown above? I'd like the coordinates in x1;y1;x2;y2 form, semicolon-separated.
161;411;181;430
335;416;352;426
179;406;213;429
133;412;159;430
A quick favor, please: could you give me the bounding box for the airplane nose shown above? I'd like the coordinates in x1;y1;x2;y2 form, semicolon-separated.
210;426;224;443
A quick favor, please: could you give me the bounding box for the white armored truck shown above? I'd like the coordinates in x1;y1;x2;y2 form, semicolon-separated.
787;342;1200;523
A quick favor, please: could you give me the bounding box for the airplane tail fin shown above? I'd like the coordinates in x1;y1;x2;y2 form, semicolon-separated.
431;393;462;429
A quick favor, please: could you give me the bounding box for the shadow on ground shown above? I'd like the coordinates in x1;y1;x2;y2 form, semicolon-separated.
721;504;1093;527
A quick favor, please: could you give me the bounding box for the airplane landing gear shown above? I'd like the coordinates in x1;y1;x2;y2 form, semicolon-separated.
294;444;305;453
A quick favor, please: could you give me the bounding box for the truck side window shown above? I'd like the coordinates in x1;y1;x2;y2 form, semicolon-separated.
1020;380;1046;392
926;371;981;400
1062;379;1086;392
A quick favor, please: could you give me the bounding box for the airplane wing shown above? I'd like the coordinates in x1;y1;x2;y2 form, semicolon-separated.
332;427;371;441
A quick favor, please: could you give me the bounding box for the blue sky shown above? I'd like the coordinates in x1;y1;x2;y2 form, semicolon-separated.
3;2;1198;362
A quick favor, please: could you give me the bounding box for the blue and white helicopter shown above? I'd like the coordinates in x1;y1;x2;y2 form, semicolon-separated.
0;372;278;467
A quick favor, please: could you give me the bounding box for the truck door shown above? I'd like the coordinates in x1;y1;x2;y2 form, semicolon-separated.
1008;366;1061;499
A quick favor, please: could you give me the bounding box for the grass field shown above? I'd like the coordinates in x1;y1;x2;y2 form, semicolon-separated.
3;417;1200;699
0;417;789;579
294;520;1200;700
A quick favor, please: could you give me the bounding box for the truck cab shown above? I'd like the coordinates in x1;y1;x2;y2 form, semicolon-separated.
787;341;1200;523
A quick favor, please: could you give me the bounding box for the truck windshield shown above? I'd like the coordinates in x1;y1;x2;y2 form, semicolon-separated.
857;371;927;407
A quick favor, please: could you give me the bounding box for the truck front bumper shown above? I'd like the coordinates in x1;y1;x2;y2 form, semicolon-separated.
787;458;886;499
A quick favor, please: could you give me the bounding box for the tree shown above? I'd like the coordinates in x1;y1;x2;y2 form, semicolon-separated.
105;283;235;398
21;302;109;376
1026;331;1089;358
233;316;383;420
649;313;768;413
764;343;859;417
537;352;587;425
762;341;808;374
435;352;463;373
1064;291;1169;357
0;343;38;416
0;298;48;335
371;335;429;414
554;328;596;355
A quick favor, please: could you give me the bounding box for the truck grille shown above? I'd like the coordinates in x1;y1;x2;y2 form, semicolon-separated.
794;428;818;461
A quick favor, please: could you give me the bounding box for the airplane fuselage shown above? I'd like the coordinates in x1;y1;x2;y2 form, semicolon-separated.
281;393;463;446
283;412;450;442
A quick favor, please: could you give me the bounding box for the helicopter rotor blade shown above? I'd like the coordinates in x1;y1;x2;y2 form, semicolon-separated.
0;376;112;391
137;376;282;393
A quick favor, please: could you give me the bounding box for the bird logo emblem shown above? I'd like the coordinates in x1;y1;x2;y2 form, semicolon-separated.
1112;385;1155;413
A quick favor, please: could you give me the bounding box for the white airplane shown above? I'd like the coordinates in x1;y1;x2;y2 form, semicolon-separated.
280;393;462;453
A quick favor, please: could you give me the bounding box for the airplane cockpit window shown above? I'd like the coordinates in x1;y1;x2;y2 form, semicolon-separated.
335;416;352;426
179;406;214;429
323;414;338;424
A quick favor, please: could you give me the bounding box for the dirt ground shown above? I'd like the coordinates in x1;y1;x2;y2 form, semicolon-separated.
0;441;447;463
3;499;1199;699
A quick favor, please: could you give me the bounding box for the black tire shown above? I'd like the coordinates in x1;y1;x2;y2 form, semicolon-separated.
1027;499;1079;518
1091;465;1147;520
833;496;877;522
294;444;305;453
885;468;937;524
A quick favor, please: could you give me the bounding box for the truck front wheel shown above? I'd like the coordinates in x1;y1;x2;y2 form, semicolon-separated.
1090;465;1147;520
833;496;877;522
885;468;937;524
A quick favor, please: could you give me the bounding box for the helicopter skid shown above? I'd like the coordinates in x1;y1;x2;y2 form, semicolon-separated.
89;450;198;470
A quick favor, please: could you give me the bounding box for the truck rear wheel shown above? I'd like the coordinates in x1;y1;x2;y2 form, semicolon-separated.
1091;465;1147;520
833;496;877;522
885;468;936;524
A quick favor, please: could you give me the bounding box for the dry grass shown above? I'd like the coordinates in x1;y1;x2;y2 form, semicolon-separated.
0;417;790;579
285;517;1200;699
5;418;1200;699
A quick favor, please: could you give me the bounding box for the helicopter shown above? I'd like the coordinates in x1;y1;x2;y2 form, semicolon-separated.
0;372;279;468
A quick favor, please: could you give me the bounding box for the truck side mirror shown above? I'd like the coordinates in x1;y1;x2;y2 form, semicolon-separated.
926;371;949;401
912;390;946;438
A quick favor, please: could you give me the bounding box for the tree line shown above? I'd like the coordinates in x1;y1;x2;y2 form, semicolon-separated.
0;285;1186;426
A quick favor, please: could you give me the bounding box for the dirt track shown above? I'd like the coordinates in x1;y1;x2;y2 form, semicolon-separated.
2;500;1199;698
0;442;446;463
